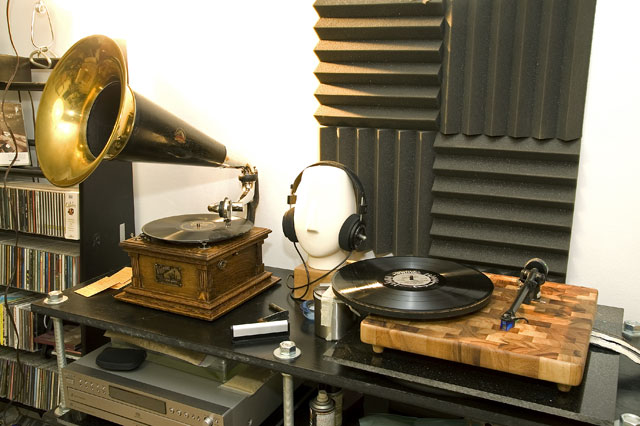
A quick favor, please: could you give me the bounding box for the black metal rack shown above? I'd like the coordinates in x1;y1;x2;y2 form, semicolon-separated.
30;268;635;426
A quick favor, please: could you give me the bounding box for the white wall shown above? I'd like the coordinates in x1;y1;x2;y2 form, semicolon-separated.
565;0;640;320
2;1;639;320
1;0;321;273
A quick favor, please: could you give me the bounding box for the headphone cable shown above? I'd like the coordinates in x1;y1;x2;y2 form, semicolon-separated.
290;243;311;300
287;243;352;302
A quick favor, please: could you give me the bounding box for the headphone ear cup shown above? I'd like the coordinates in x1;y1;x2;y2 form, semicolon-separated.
339;214;365;251
282;208;298;243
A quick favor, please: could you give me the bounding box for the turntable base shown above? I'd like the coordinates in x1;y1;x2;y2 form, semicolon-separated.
360;273;598;390
116;227;279;321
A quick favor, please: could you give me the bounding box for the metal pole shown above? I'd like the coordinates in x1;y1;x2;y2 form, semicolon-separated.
52;316;69;415
45;290;70;416
282;373;294;426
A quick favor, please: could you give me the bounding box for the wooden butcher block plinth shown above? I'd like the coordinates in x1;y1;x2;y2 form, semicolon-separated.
360;273;598;391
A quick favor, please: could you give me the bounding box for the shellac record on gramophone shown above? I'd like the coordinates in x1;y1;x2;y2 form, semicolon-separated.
142;214;253;244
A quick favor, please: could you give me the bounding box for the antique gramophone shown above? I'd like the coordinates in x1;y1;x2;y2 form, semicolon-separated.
35;35;279;320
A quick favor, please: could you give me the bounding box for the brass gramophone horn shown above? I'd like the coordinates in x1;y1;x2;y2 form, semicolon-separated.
36;35;234;187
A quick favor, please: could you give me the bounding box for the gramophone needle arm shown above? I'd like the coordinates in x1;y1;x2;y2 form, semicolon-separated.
208;165;259;222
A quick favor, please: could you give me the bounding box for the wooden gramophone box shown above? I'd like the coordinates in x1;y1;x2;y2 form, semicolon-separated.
116;227;279;320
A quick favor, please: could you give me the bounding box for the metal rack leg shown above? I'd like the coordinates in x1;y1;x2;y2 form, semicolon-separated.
45;291;70;416
282;373;294;426
52;316;70;415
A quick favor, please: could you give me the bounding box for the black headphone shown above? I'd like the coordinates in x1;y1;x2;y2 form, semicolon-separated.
282;161;367;251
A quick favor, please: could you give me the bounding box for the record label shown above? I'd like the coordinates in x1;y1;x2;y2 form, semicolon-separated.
180;220;220;231
332;257;494;320
383;270;439;290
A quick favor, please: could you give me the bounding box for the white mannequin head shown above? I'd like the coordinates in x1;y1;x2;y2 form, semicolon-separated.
293;165;358;270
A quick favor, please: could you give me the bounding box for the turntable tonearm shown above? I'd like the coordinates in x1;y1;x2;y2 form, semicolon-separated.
35;34;279;319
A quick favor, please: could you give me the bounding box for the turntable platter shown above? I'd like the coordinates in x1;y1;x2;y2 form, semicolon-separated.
142;214;253;244
332;257;494;319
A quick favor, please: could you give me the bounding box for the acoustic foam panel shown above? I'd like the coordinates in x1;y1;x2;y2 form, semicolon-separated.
428;134;580;278
315;0;594;278
319;127;437;256
440;0;596;141
313;0;444;130
319;128;579;277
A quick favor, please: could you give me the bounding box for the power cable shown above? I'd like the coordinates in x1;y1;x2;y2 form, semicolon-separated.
1;0;32;419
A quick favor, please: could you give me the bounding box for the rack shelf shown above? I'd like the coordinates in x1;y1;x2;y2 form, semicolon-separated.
0;82;45;91
0;166;44;178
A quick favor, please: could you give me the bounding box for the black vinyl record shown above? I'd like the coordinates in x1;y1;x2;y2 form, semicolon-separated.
332;257;494;320
142;214;253;244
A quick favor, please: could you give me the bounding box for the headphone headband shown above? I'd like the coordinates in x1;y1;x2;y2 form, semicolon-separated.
283;160;368;251
289;161;367;215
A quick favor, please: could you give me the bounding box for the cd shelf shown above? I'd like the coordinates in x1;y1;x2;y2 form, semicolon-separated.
0;347;60;411
0;158;134;290
0;232;80;293
0;180;80;240
0;289;47;352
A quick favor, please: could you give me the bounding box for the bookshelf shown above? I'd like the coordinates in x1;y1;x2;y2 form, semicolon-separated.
0;57;135;412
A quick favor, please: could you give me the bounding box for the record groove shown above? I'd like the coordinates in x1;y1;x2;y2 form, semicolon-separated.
142;214;253;244
332;257;494;319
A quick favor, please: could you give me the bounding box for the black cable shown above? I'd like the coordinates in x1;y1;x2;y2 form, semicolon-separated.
287;242;352;302
1;0;29;419
289;243;311;300
26;90;37;179
27;91;35;138
285;245;351;292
